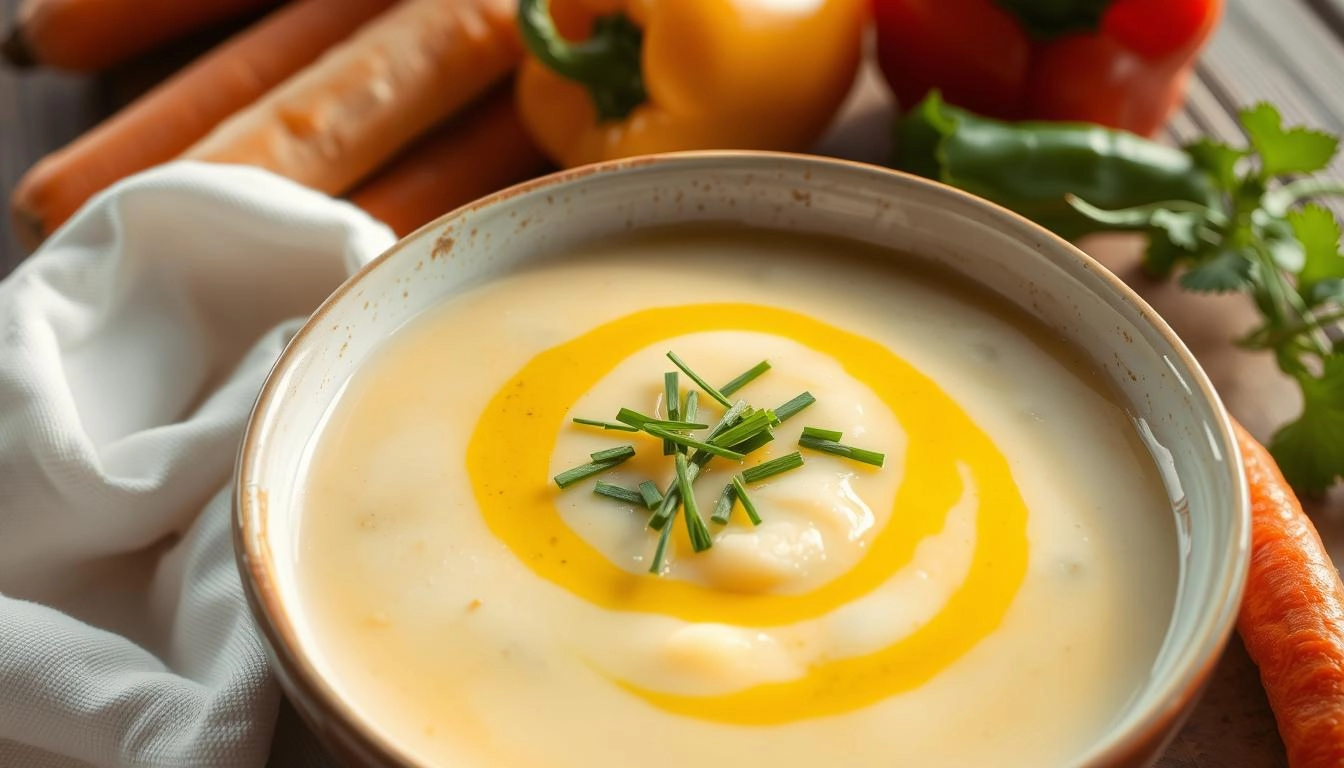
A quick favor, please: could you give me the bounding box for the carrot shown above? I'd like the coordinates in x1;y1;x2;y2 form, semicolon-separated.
1;0;278;71
8;0;399;252
1234;418;1344;768
181;0;522;198
348;87;549;237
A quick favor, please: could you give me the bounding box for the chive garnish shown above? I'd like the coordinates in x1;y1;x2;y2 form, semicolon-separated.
676;453;713;552
590;445;636;462
648;517;674;574
741;451;804;483
573;417;639;432
615;407;706;431
663;371;680;455
557;358;882;574
683;391;699;427
801;426;843;442
667;351;733;408
710;409;776;448
720;360;771;396
553;454;633;489
774;391;816;422
731;475;762;525
638;480;663;510
711;482;736;525
798;436;886;467
594;481;645;505
645;426;746;460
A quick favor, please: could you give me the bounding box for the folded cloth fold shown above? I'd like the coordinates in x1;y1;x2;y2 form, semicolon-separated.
0;162;395;767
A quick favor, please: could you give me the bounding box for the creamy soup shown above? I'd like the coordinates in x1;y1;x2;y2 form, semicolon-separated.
295;228;1177;767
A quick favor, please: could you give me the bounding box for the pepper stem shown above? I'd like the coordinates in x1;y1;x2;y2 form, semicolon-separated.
518;0;647;122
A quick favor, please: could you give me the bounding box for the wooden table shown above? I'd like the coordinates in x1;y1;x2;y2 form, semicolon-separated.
4;1;1344;766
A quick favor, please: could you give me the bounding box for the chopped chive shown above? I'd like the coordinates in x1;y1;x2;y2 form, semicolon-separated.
731;475;763;525
616;408;705;431
683;391;699;426
676;453;713;552
648;517;674;574
638;480;664;510
774;391;816;422
644;419;709;430
720;360;771;396
711;482;736;525
710;409;776;448
573;417;639;432
553;455;631;489
704;400;749;441
798;436;886;467
590;445;636;462
729;430;776;455
594;481;645;505
663;372;680;455
742;451;804;483
667;351;732;408
801;426;843;442
645;426;746;460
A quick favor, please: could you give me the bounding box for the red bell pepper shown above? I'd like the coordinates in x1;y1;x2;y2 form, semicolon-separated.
872;0;1223;136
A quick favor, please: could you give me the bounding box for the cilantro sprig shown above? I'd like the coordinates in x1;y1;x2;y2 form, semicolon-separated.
1067;104;1344;493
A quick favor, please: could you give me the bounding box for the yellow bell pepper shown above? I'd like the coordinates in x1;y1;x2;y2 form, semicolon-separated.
515;0;866;168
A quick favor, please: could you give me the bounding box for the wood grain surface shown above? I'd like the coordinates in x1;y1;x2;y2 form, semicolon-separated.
4;0;1344;766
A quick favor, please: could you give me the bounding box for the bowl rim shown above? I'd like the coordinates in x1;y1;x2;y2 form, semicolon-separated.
233;149;1250;767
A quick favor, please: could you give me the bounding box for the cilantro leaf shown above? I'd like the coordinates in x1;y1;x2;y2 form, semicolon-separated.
1290;204;1344;300
1142;233;1187;278
1270;357;1344;493
1253;209;1305;273
1240;103;1339;177
1179;249;1256;293
1186;137;1245;191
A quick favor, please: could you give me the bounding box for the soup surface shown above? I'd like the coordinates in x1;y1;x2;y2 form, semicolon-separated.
295;228;1177;767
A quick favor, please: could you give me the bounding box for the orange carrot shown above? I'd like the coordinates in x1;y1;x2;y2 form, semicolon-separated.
8;0;399;252
181;0;522;198
348;88;550;237
1234;418;1344;768
2;0;278;71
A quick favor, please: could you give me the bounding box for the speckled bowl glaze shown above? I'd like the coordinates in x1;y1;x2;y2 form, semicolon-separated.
235;152;1249;768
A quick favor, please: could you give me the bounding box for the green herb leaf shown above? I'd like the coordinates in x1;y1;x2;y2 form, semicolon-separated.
1178;249;1257;294
1290;204;1344;301
801;426;843;442
573;417;640;432
1240;102;1339;177
594;481;645;505
638;480;663;510
663;371;680;455
798;436;886;467
645;426;746;460
676;453;713;552
774;391;816;422
720;360;771;396
667;351;733;408
553;453;633;489
1186;137;1246;191
683;390;699;428
1270;357;1344;493
590;445;636;462
730;475;762;525
709;409;776;448
710;483;736;525
648;518;674;574
741;451;804;483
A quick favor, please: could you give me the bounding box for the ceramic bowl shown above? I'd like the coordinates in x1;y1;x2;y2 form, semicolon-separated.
234;152;1250;767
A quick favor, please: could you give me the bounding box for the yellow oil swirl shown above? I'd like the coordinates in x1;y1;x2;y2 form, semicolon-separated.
467;303;1028;724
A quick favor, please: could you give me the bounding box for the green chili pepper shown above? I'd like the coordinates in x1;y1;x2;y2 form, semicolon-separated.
894;91;1214;240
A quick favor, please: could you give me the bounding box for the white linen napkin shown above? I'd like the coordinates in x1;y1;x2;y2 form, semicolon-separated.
0;162;395;767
